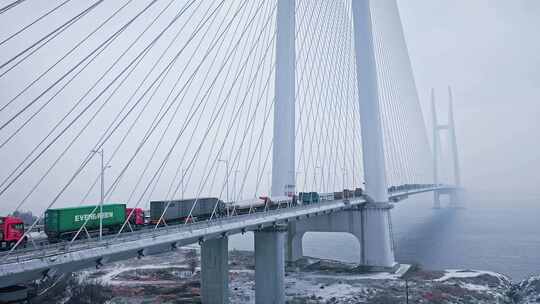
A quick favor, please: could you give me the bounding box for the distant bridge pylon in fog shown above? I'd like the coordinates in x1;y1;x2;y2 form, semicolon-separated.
0;0;462;303
431;86;462;209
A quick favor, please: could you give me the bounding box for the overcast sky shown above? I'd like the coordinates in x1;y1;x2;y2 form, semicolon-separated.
398;0;540;198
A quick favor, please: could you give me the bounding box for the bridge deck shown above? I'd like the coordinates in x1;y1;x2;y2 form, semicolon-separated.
0;186;455;288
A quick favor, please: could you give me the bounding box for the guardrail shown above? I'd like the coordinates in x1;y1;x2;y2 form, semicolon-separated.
0;197;366;265
0;185;455;265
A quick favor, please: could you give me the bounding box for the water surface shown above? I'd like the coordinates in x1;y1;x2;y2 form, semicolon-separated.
229;195;540;281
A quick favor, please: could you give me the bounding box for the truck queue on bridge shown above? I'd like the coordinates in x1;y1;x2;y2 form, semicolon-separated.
0;183;439;251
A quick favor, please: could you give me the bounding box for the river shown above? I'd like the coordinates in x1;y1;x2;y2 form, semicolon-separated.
229;194;540;281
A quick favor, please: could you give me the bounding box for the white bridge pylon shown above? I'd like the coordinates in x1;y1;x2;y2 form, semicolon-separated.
248;0;400;301
350;0;395;268
255;0;296;302
285;0;396;276
431;87;462;208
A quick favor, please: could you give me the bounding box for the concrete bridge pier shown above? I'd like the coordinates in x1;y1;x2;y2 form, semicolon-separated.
449;188;465;207
360;203;396;270
201;237;229;304
433;188;463;209
286;205;396;271
449;191;459;207
350;0;397;271
255;226;286;304
285;222;304;262
434;191;441;209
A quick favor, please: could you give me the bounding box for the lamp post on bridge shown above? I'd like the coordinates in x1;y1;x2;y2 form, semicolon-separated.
315;166;325;193
91;149;111;241
218;159;229;202
293;170;302;194
314;166;319;192
266;171;272;196
233;170;240;202
341;167;347;191
180;167;185;200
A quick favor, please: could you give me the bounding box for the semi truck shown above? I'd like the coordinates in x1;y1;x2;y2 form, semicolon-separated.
44;204;137;241
0;216;26;250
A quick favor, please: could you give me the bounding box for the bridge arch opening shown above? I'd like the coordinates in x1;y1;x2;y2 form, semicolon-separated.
301;232;361;264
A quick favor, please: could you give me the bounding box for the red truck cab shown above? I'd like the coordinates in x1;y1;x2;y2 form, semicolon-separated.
0;216;26;250
126;208;145;226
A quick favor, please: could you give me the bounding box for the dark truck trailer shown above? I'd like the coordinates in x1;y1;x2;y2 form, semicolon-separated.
298;192;320;204
150;198;225;224
343;189;354;199
44;203;126;241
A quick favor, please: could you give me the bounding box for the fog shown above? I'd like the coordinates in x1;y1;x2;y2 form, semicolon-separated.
399;0;540;198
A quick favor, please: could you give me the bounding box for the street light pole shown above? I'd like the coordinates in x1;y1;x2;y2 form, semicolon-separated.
314;166;320;191
315;166;325;193
341;167;347;191
267;171;272;195
233;170;240;202
218;159;229;202
322;167;325;193
181;168;185;200
91;149;110;241
294;170;302;193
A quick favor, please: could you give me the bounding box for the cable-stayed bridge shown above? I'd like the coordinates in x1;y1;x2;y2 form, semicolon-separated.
0;0;462;303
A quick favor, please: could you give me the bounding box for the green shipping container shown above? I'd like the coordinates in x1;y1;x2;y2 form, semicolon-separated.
45;203;126;239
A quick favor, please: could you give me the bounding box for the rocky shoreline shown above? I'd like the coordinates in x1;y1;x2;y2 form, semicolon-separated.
26;248;540;304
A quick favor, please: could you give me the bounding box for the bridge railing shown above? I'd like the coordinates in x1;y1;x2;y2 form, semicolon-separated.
0;196;368;265
0;185;454;265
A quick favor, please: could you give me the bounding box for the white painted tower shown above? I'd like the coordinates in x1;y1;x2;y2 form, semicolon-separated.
255;0;296;303
432;87;462;207
447;87;461;187
272;0;296;198
351;0;396;269
431;89;441;208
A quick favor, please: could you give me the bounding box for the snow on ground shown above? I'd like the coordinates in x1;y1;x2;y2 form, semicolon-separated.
64;250;520;304
512;275;540;304
298;264;410;282
307;271;398;281
228;261;410;303
81;263;195;286
287;278;362;301
461;283;491;291
520;275;540;286
229;264;410;280
435;269;509;282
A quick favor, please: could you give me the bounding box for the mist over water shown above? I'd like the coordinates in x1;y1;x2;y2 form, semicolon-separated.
230;193;540;281
392;196;540;281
